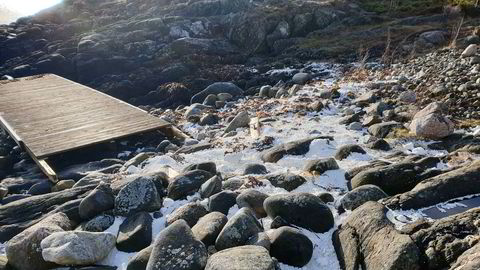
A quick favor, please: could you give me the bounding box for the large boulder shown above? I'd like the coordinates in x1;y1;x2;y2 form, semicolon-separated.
215;207;263;251
146;220;207;270
167;170;214;200
334;202;421;270
384;160;480;210
191;212;228;246
117;212;153;252
5;213;73;270
409;102;454;139
115;177;162;216
190;82;243;104
264;193;334;233
41;231;116;265
267;226;313;267
205;245;275;270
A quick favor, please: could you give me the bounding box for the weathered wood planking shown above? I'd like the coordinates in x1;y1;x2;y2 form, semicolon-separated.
0;74;170;160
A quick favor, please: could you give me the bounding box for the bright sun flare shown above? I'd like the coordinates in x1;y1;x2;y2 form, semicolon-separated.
2;0;62;16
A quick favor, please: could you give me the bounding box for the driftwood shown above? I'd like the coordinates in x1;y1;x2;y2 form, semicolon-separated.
0;184;96;241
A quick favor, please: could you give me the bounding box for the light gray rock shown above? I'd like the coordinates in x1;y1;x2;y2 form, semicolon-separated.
292;73;311;85
409;102;454;139
215;207;263;251
192;212;228;246
115;177;162;216
224;111;250;134
41;231;116;265
146;220;207;270
205;245;275;270
166;202;208;227
341;185;388;210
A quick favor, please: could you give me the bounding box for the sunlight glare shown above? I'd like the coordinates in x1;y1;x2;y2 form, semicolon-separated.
2;0;62;16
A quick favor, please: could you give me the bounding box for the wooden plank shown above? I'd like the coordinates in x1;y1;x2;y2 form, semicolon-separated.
0;74;171;162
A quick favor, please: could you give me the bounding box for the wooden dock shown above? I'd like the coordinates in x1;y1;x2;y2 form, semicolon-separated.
0;74;173;181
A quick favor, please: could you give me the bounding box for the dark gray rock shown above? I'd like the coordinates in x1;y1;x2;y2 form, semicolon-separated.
236;190;268;218
175;143;213;154
115;177;162;216
27;181;52;195
79;182;115;220
146;220;207;270
127;245;152;270
268;226;313;267
368;122;404;138
260;136;333;163
264;193;334;233
199;175;222;198
318;192;335;203
221;177;245;191
191;82;243;104
215;207;263;251
199;114;218;126
341;185;388;211
166;202;208;227
191;212;228;246
208;190;238;215
366;139;391;150
335;145;366;160
183;162;217;175
78;214;115;232
243;164;268;175
304;158;339;174
292;72;311;85
117;212;153;252
168;170;213;200
205;245;275;270
270;216;290;229
267;173;306;191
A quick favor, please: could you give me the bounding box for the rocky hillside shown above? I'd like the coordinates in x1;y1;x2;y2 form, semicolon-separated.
0;0;461;109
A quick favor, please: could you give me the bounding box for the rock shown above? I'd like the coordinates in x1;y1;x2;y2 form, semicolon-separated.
203;94;217;106
334;202;420;270
221;178;245;191
166;202;208;227
318;192;335;203
362;115;382;126
205;245;275;270
121;153;150;171
366;139;391;150
354;91;377;105
191;82;243;104
115;177;162;216
267;226;313;267
350;157;440;195
461;44;478;57
127;245;152;270
78;214;115;232
27;181;52;195
410;208;480;269
348;122;363;130
41;231;116;265
267;173;306;191
51;179;75;192
260;136;333;163
366;102;388;116
199;175;222;198
246;232;271;250
292;73;311;85
175;143;213;154
384;160;480;210
6;213;73;270
217;93;233;102
398;91;416;103
236;190;269;218
243;164;268;175
79;182;115;220
341;185;388;211
0;185;7;200
215;207;263;251
259;85;272;97
270;216;290;229
450;242;480;270
368;121;404;138
264;193;334;233
185;104;211;119
183;162;217;175
304;158;339;174
199;113;218;126
146;220;207;270
309;100;324;111
168;169;213;200
224;111;250;134
208;190;238;215
117;212;153;252
409;102;454;139
335;145;366;160
191;212;228;246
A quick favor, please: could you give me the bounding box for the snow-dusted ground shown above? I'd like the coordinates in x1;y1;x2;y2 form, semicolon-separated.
98;64;455;270
2;63;476;269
